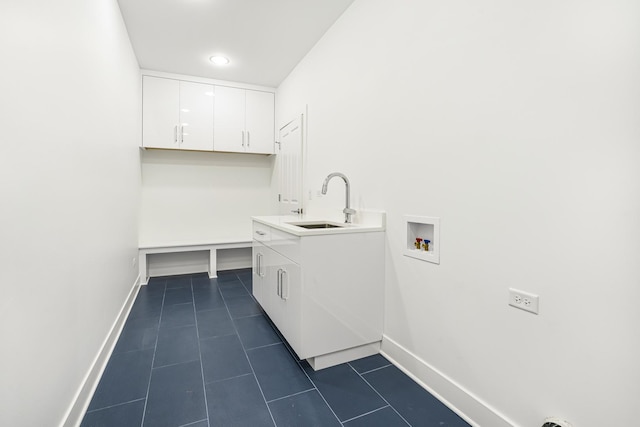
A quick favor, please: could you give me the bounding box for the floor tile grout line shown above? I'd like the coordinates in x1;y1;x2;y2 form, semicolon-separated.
265;387;317;404
85;397;147;414
219;272;278;427
292;358;344;426
151;357;202;371
348;364;412;427
140;278;167;427
203;372;254;386
353;363;393;376
340;404;391;424
243;340;284;352
190;275;211;427
178;418;208;427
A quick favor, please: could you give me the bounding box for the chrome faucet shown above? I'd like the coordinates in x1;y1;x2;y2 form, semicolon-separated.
321;172;356;223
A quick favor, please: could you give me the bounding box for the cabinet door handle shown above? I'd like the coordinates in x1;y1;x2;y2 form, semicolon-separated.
256;253;261;277
276;268;282;297
242;130;245;147
259;253;265;277
247;131;250;147
255;230;266;236
280;269;288;300
174;125;178;144
179;125;183;145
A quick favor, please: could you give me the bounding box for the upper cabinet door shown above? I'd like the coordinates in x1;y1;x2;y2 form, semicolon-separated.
213;86;246;153
142;76;180;149
245;90;275;154
178;81;214;151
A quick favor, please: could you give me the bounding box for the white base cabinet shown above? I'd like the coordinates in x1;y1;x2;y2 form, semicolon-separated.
252;221;384;370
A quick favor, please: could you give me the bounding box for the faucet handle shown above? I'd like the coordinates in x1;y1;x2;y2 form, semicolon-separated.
343;208;356;215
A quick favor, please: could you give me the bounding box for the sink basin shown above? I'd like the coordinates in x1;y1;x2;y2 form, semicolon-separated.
288;222;344;229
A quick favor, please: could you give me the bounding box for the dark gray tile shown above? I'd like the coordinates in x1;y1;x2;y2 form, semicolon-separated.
269;390;341;427
128;298;163;320
193;287;226;312
216;270;239;279
164;286;193;306
183;421;208;427
160;303;195;329
154;325;200;368
234;315;281;350
147;276;167;287
247;343;312;401
363;366;470;427
225;295;262;319
192;276;218;292
206;374;274;427
302;362;385;421
343;406;409;427
138;280;166;297
166;275;191;289
349;354;391;374
238;272;252;292
196;308;235;339
123;314;160;331
200;334;252;383
81;399;145;427
113;324;158;354
88;349;154;410
219;283;249;298
144;360;207;427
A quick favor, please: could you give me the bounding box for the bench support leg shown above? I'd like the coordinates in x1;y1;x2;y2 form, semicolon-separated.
139;251;149;285
209;249;218;279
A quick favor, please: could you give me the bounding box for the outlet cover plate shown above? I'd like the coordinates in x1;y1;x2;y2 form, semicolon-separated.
508;288;539;314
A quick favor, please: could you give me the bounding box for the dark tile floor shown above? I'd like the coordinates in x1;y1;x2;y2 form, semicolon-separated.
81;269;470;427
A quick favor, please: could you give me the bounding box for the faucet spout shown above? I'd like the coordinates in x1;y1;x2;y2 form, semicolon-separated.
321;172;356;223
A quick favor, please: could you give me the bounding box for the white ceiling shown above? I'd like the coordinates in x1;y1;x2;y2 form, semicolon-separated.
117;0;355;88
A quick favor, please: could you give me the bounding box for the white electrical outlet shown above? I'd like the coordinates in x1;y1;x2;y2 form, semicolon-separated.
508;288;539;314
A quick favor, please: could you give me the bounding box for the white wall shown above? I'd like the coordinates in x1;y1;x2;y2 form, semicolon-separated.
276;1;640;426
139;149;274;245
0;1;141;425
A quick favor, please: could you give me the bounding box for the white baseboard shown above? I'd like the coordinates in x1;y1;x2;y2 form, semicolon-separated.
61;275;141;427
381;335;516;427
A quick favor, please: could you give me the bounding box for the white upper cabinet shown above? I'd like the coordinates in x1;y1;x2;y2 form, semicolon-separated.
178;81;214;151
214;86;274;154
142;76;214;151
142;77;179;149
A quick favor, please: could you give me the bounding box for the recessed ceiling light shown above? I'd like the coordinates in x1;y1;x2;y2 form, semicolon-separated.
209;55;230;66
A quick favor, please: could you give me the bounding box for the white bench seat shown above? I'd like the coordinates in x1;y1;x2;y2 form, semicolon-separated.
138;238;252;285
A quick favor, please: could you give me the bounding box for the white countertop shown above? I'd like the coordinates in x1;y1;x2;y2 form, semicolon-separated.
252;211;386;237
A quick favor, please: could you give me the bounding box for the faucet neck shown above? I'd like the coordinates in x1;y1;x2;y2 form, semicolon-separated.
322;172;353;223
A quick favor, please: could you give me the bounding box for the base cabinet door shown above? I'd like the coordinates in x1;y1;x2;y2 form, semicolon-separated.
269;251;302;355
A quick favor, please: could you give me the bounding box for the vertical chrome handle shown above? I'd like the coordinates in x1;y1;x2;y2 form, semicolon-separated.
179;125;184;144
242;130;245;147
247;131;250;147
256;253;261;277
277;268;283;297
280;269;288;300
174;125;178;144
259;253;264;277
